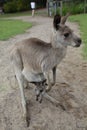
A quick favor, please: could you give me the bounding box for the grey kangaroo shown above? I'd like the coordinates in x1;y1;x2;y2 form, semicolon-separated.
10;13;82;126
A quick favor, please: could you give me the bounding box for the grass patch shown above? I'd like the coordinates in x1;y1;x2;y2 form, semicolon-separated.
69;14;87;59
0;19;32;40
0;11;31;18
0;9;47;19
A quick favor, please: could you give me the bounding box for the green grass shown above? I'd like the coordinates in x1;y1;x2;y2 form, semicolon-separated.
0;9;47;19
0;11;31;18
69;14;87;59
0;19;32;40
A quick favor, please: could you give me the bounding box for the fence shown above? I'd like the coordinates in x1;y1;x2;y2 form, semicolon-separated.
47;0;87;16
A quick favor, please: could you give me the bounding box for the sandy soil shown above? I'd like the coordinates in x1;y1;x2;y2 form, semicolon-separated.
0;15;87;130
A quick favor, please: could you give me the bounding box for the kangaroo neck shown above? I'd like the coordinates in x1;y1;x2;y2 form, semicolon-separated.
51;43;67;60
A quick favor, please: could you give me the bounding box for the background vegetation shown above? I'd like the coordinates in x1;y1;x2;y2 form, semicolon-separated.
0;19;32;40
1;0;86;15
54;1;87;15
2;0;46;13
62;3;85;15
3;0;30;13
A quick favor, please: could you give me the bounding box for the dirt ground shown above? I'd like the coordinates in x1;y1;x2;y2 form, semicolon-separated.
0;15;87;130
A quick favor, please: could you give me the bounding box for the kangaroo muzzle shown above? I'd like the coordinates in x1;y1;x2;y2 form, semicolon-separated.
75;38;82;47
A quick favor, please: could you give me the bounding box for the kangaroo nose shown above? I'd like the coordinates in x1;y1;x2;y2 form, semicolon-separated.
75;38;82;47
77;38;82;44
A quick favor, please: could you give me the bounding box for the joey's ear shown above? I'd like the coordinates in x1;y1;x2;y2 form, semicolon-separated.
53;14;61;30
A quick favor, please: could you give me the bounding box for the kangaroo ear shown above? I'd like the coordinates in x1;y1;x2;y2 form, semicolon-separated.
53;14;61;30
61;13;70;25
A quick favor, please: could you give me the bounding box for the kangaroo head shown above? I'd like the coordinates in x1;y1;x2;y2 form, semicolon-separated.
52;13;82;48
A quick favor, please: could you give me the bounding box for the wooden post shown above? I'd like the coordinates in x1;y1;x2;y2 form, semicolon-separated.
46;0;49;16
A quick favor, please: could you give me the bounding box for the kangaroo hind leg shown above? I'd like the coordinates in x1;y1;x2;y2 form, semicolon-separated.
11;50;30;126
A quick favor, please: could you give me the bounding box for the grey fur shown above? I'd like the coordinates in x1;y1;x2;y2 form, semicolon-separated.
10;14;82;126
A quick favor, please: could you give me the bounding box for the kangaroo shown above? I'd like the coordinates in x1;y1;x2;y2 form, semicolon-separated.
10;14;82;126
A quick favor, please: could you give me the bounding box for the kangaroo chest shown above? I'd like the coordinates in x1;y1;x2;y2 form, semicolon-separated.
41;46;67;72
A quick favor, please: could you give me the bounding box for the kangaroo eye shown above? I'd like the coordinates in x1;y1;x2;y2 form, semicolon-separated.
64;33;69;38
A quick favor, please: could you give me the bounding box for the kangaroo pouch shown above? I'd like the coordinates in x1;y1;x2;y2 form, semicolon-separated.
22;68;46;82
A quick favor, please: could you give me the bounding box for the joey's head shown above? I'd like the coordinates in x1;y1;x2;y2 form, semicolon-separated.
52;13;82;48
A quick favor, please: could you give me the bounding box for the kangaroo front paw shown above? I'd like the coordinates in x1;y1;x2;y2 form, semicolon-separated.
51;82;55;86
46;82;54;92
